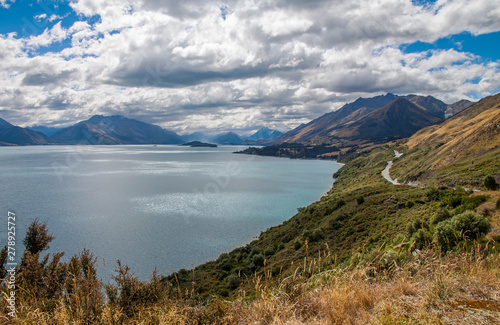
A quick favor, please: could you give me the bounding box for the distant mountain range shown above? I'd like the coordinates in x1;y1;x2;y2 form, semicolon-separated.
271;93;467;145
246;127;283;141
238;93;474;160
0;93;476;147
0;116;283;146
0;118;51;146
182;128;283;145
27;125;63;137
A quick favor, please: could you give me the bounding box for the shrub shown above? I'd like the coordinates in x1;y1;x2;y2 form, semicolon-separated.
445;195;463;208
303;228;323;242
435;221;457;251
461;195;489;210
497;198;500;210
330;219;342;230
225;274;241;290
450;211;491;241
0;246;7;279
216;288;230;297
427;188;442;202
22;219;54;255
264;245;276;257
252;254;265;267
431;208;451;225
356;196;365;205
406;219;428;238
406;200;415;208
336;199;346;208
411;229;433;251
64;250;104;322
435;211;491;251
484;175;498;190
293;239;303;250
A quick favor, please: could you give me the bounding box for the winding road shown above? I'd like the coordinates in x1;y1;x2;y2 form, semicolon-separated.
382;150;404;185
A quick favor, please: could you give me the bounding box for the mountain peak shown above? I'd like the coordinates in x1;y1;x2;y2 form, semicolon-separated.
246;127;283;141
212;132;245;144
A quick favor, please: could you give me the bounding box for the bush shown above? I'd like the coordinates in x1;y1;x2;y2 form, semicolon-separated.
406;200;415;208
431;208;451;225
435;211;491;251
445;195;463;208
264;245;276;257
225;274;241;290
411;229;433;251
356;196;365;205
427;188;442;202
303;228;323;242
497;198;500;210
330;219;342;230
22;219;54;255
461;195;489;210
293;239;302;250
406;219;428;238
252;254;265;267
450;211;491;241
435;221;457;251
484;175;498;190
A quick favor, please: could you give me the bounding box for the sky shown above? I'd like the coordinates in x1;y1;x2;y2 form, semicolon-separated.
0;0;499;135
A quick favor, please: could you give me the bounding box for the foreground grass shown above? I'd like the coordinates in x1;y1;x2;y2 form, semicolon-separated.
2;248;499;324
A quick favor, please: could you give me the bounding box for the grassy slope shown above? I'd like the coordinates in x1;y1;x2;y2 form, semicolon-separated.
390;93;500;188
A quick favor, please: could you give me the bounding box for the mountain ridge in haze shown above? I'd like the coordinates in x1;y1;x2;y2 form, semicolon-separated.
0;118;52;146
50;115;185;145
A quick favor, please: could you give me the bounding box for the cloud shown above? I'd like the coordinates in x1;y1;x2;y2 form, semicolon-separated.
25;22;68;49
0;0;14;9
0;0;499;132
34;13;48;21
22;69;77;86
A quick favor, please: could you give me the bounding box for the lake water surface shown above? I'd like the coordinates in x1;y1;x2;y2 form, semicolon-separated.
0;145;341;280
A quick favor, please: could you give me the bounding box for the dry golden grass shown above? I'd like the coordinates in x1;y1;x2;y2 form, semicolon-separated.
406;93;500;168
4;249;498;324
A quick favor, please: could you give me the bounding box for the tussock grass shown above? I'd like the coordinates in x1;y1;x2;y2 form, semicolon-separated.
2;247;499;324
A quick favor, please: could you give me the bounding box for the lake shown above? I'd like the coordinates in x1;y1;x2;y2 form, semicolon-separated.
0;145;341;281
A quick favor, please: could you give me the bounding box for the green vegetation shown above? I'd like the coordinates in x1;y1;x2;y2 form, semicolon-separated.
485;175;499;190
391;143;500;189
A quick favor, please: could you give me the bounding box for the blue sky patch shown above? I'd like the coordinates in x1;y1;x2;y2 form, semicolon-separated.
400;31;500;62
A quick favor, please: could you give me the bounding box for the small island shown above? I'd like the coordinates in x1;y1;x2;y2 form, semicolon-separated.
181;141;218;148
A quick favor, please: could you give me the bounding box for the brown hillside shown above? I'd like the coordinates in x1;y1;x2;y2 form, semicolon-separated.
406;92;500;168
